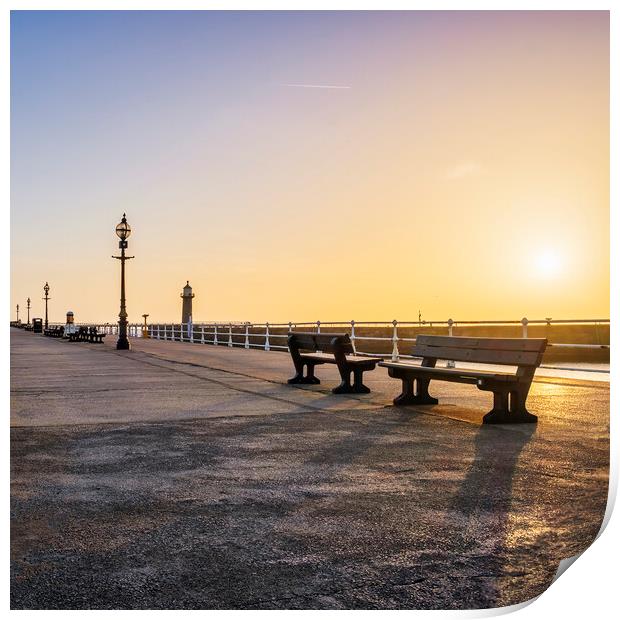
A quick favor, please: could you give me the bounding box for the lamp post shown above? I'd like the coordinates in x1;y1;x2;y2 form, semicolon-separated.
16;304;19;322
142;314;149;339
26;298;31;324
43;282;50;328
112;214;134;350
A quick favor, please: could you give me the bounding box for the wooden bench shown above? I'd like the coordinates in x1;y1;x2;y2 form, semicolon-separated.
68;326;89;342
379;335;547;424
287;332;382;394
44;326;64;338
88;327;105;343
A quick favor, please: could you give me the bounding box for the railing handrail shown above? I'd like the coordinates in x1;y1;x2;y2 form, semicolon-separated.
42;317;609;375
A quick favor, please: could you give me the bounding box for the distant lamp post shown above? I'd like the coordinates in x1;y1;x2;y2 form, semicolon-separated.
26;297;31;324
16;304;19;322
142;314;149;339
112;213;134;350
43;282;50;328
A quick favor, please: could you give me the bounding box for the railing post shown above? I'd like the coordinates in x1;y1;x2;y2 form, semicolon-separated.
521;317;528;338
446;318;455;368
316;320;321;334
245;323;250;349
391;320;399;361
190;322;194;343
265;322;270;351
228;323;233;347
350;320;357;354
201;324;205;344
214;324;218;346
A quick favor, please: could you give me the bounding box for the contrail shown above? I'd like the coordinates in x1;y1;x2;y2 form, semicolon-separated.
285;83;351;90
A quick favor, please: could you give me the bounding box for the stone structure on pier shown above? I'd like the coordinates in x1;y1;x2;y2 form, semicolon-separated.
181;281;195;325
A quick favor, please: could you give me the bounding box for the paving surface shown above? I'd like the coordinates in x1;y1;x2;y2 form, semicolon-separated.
10;330;609;609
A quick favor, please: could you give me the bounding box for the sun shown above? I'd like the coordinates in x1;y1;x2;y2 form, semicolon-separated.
535;249;562;277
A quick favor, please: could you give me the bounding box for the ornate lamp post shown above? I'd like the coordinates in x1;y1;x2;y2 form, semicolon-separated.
112;214;134;350
26;297;31;324
43;282;50;328
16;304;19;322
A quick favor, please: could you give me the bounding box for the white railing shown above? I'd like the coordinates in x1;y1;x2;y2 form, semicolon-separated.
44;317;610;374
145;318;610;360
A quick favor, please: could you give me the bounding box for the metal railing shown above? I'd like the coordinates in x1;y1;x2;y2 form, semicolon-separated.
43;317;609;374
145;317;610;359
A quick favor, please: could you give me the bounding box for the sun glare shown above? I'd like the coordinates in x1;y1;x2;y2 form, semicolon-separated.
536;250;562;277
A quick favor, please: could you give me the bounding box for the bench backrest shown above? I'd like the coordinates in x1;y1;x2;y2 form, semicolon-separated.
413;335;547;368
288;332;354;355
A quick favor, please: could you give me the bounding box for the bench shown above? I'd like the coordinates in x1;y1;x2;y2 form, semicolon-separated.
287;332;382;394
88;327;105;343
379;335;547;424
68;326;89;342
44;326;64;338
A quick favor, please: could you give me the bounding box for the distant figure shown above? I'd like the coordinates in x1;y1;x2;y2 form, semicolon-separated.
181;281;195;325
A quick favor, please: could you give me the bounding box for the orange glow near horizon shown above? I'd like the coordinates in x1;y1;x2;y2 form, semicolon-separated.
10;11;609;323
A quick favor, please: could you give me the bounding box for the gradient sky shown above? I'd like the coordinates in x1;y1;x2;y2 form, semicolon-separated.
10;11;609;323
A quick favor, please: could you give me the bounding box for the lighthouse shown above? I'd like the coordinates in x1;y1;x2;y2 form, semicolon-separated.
181;281;195;325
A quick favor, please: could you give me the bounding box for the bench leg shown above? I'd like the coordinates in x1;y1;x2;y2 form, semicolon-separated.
333;370;353;394
352;368;371;394
288;362;320;385
482;385;537;424
393;377;438;406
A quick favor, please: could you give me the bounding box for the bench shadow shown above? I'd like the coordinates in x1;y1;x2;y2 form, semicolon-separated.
445;424;536;606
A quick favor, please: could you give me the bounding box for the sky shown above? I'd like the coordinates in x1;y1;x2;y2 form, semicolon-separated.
10;10;609;323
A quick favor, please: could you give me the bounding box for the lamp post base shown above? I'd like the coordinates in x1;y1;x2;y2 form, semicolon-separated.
116;337;131;350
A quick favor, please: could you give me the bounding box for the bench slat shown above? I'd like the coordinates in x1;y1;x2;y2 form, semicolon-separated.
413;335;546;366
416;335;546;352
412;344;541;366
380;361;517;382
303;352;381;364
289;332;354;355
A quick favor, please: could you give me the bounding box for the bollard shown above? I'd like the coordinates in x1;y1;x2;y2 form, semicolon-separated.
245;323;250;349
228;323;233;347
265;322;270;351
214;324;218;346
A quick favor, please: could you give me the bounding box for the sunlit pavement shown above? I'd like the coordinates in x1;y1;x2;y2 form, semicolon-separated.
10;329;609;609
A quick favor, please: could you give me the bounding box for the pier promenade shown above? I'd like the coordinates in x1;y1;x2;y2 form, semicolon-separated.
10;329;609;609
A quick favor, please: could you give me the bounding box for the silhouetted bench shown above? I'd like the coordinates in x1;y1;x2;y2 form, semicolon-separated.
379;335;547;424
88;327;105;343
68;327;89;342
287;332;382;394
44;326;64;338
